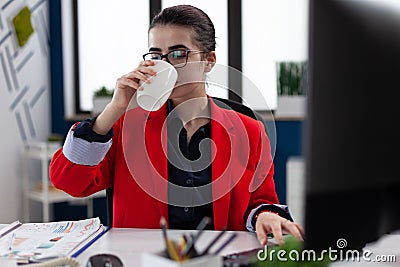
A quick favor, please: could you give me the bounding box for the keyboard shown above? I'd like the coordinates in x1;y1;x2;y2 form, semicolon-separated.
223;247;262;267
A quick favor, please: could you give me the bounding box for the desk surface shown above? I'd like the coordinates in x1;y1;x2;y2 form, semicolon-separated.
76;228;400;267
2;224;398;266
76;228;261;266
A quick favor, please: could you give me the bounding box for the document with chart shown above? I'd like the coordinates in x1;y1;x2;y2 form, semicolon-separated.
0;217;105;263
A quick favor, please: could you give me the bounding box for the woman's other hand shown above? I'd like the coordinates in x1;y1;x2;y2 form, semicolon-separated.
255;211;305;246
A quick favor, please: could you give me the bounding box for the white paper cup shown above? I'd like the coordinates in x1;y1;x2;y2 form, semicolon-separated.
136;60;178;111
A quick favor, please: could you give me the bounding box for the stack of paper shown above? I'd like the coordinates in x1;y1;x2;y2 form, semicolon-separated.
0;217;105;264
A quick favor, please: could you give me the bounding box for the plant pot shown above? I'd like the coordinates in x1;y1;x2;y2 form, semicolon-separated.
275;96;306;118
92;96;112;115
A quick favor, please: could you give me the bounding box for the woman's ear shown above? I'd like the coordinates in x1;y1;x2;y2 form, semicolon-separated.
204;51;216;73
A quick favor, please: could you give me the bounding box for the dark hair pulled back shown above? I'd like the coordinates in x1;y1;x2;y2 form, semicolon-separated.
149;5;216;52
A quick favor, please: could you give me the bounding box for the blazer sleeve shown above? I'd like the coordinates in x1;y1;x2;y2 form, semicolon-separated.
245;120;280;219
49;118;122;197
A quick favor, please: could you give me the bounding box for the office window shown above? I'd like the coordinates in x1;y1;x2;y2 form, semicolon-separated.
162;0;228;99
76;1;149;111
242;0;309;110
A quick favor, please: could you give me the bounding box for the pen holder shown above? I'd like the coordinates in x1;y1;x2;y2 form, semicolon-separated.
141;251;222;267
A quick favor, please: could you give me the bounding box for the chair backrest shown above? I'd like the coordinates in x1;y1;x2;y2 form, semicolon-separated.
211;97;267;130
106;97;267;226
106;187;113;226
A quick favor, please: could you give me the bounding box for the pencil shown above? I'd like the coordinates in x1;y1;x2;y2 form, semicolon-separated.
160;216;168;245
160;217;181;262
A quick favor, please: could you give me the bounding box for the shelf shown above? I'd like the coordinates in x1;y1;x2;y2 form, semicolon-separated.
24;141;62;160
28;188;106;203
23;141;106;222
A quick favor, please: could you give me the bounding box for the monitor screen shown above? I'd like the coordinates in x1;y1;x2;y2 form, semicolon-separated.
304;0;400;251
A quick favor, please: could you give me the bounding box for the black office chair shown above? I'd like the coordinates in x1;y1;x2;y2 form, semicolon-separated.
211;97;267;129
106;97;267;226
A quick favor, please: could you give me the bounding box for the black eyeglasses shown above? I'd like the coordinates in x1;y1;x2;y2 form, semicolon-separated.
142;49;204;68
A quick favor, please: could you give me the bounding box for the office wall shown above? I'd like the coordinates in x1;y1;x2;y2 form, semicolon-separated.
0;0;50;222
242;0;309;110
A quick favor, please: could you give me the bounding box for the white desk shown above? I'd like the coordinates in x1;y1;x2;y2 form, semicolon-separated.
76;228;400;267
76;228;261;266
1;224;398;266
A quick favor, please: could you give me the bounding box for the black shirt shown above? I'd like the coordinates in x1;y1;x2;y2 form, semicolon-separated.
167;101;214;230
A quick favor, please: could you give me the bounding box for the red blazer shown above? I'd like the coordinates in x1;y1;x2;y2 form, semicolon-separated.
50;98;279;230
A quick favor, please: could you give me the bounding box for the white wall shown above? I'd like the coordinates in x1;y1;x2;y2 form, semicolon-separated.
242;0;309;110
0;0;50;223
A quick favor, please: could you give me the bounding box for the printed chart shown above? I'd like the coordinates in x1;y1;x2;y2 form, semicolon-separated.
0;217;103;263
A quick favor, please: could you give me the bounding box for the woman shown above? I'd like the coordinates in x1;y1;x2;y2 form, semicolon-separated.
50;4;303;246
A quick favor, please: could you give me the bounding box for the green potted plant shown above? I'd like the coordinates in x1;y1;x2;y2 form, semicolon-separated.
254;235;331;267
92;86;114;115
275;61;308;118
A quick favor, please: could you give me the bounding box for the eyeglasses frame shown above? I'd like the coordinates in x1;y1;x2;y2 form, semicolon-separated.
142;49;205;68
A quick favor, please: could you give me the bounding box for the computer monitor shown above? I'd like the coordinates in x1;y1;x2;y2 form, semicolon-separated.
304;0;400;251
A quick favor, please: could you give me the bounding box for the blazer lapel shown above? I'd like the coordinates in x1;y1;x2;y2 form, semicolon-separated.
143;106;169;222
210;100;236;230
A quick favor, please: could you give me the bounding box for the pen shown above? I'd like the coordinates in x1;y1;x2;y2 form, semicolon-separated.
0;221;22;239
181;216;211;257
199;229;227;256
70;226;110;258
9;233;16;251
212;233;237;255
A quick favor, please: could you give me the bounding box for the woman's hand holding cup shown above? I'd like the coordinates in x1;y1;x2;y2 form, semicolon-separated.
93;60;157;135
111;60;157;112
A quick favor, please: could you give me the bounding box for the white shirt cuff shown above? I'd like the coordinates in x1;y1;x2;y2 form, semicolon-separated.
246;204;292;232
62;127;112;166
